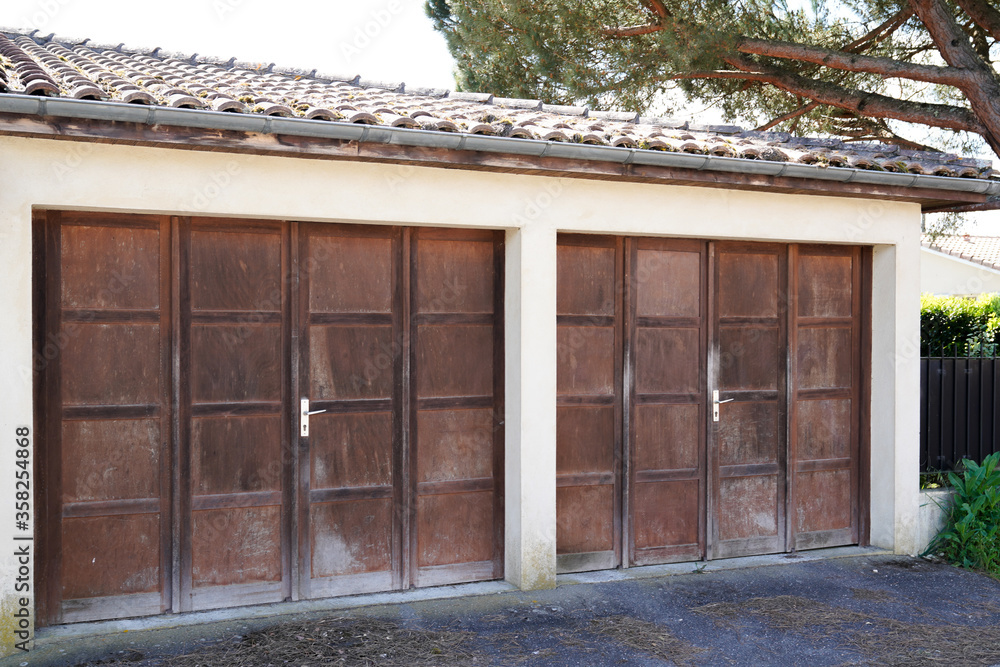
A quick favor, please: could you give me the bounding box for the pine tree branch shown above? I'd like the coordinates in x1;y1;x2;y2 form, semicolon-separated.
639;0;669;19
910;0;1000;155
736;37;974;86
755;102;820;131
841;7;914;53
953;0;1000;41
602;22;665;37
721;52;984;133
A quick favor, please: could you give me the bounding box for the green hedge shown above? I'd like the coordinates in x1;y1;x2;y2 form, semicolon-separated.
921;294;1000;356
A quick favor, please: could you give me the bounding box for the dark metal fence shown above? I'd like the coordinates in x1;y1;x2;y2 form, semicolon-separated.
921;348;1000;472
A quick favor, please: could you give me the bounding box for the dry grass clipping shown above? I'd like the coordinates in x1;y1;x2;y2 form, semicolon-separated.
694;594;1000;666
77;617;479;667
849;587;896;603
590;615;707;666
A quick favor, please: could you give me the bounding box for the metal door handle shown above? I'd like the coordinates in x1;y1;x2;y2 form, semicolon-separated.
712;390;734;422
300;398;326;437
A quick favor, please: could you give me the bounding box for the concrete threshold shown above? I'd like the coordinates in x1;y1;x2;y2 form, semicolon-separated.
34;545;891;647
34;580;518;644
558;545;892;585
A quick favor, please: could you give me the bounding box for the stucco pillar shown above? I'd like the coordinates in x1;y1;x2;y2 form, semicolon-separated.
870;241;921;554
0;202;34;654
503;223;557;590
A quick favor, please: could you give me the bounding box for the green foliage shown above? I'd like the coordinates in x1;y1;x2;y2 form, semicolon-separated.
427;0;997;154
920;294;1000;356
927;453;1000;577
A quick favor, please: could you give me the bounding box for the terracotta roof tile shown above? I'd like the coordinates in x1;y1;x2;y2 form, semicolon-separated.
0;27;995;182
923;234;1000;269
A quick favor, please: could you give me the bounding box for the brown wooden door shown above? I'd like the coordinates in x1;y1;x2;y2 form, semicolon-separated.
410;228;504;587
298;223;403;598
555;236;623;573
709;242;788;559
787;245;865;550
38;214;503;626
299;225;504;596
627;238;708;566
178;218;292;611
37;211;172;625
554;234;865;571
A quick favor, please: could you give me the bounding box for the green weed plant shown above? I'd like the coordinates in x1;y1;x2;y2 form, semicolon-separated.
928;452;1000;577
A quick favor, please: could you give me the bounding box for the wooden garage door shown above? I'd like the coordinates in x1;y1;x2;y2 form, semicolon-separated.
36;213;503;625
556;235;867;573
36;211;172;624
299;224;504;597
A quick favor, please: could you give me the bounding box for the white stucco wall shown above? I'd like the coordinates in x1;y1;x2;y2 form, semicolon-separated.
0;134;923;651
920;246;1000;296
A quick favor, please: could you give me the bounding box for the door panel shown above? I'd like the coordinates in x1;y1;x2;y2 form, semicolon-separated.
411;228;504;587
299;224;401;598
556;236;622;573
710;242;787;559
180;220;290;611
40;211;171;625
628;238;707;566
789;245;863;550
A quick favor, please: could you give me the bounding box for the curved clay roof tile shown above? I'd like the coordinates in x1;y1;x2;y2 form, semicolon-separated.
464;122;495;135
212;97;246;112
23;78;60;95
168;94;205;109
68;84;105;100
302;107;339;120
121;89;155;104
578;132;608;146
345;110;379;124
708;143;736;158
758;147;789;162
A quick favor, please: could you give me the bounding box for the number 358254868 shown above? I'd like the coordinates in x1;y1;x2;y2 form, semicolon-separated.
15;427;30;529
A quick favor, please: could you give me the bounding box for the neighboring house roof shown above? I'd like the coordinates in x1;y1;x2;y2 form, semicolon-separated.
1;27;998;210
922;234;1000;270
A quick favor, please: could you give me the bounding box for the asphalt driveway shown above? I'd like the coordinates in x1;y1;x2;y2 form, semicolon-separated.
12;551;1000;667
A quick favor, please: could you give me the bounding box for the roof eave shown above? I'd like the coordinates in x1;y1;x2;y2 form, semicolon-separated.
2;94;997;206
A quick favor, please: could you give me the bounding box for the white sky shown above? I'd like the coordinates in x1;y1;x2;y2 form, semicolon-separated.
4;0;998;233
4;0;458;90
